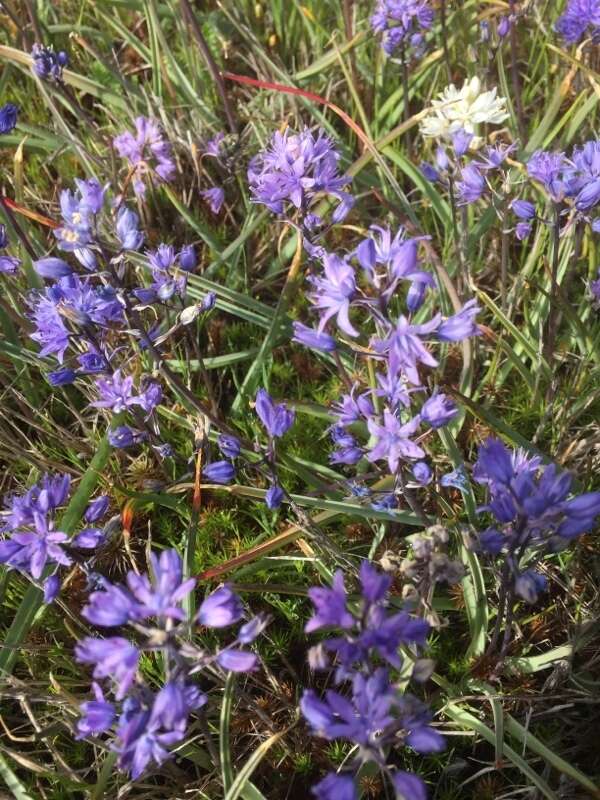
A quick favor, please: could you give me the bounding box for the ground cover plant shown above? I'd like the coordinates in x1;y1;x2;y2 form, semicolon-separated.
0;0;599;798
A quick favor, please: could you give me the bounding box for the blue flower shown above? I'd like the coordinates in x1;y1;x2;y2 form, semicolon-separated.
203;460;235;484
255;388;295;438
0;103;18;134
197;585;244;628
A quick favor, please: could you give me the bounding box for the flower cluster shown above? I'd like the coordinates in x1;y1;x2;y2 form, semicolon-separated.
420;77;509;143
555;0;600;44
421;131;515;209
31;43;69;82
114;117;176;196
293;223;480;508
248;128;354;227
76;549;267;778
0;474;110;602
52;179;106;267
473;438;600;602
370;0;435;57
301;562;443;799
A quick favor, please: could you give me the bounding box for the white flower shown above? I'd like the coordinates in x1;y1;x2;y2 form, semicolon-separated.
420;77;509;142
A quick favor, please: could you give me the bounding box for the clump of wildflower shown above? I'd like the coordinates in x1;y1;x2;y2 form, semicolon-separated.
0;475;110;602
371;0;435;57
113;117;175;196
248;128;354;226
420;77;509;144
0;102;18;134
473;438;600;604
301;562;443;799
555;0;600;44
76;549;267;778
31;43;68;82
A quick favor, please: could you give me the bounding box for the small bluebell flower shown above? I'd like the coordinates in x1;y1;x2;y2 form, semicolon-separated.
0;103;18;134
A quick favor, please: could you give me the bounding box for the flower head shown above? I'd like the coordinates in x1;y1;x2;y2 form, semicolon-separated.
420;77;508;142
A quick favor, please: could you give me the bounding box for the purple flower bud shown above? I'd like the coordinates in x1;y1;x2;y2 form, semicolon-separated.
203;460;235;484
515;570;546;603
292;322;337;352
435;146;449;171
255;388;295;438
218;434;241;459
74;247;97;271
76;683;115;739
0;224;7;249
200;291;216;311
179;244;197;271
511;199;536;220
43;574;60;604
576;179;600;211
34;257;73;279
412;461;432;485
392;771;427;800
72;527;106;549
202;186;225;215
197;585;243;627
266;484;284;509
406;281;428;312
497;15;510;37
421;392;457;428
451;129;474;157
116;207;144;251
0;255;20;274
108;425;146;449
420;162;440;182
85;495;110;523
238;614;269;644
217;648;258;672
47;368;76;386
312;773;357;800
515;222;532;240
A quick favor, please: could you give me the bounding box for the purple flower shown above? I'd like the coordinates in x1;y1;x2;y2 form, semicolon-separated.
371;0;435;57
203;460;235;484
511;199;536;220
312;774;357;800
48;367;76;386
0;102;18;134
197;585;244;628
108;425;146;449
91;370;139;413
75;178;106;214
201;186;225;214
0;254;20;274
292;322;337;352
43;574;61;603
75;637;140;699
265;484;285;509
216;648;258;672
451;128;473;157
367;411;425;473
515;222;532;240
113;117;175;196
555;0;600;43
34;257;73;279
305;571;354;633
116;207;144;250
82;580;140;626
218;434;241;459
255;388;295;438
72;527;106;549
179;244;197;271
373;315;440;386
31;43;68;81
76;682;116;738
456;164;486;204
421;392;457;428
412;461;432;485
204;131;225;158
308;253;358;337
85;496;110;523
392;771;427;800
437;300;481;341
248;128;353;222
126;549;196;622
527;150;568;201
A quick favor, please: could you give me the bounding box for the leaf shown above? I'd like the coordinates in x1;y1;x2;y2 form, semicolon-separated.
224;728;289;800
0;752;34;800
220;673;236;794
